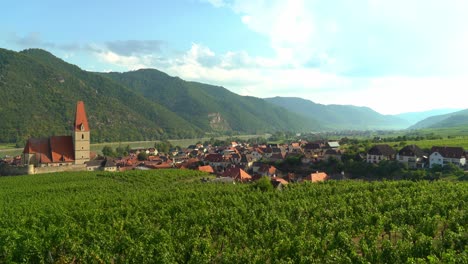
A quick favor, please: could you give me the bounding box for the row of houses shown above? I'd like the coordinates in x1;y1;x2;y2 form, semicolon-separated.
366;144;467;169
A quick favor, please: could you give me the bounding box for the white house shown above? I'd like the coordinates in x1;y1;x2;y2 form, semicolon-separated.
366;144;396;164
429;146;466;168
396;145;427;168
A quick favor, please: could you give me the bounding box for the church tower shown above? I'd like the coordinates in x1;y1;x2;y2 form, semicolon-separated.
73;101;90;165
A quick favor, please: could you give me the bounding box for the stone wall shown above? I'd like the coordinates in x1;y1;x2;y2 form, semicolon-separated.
33;164;87;174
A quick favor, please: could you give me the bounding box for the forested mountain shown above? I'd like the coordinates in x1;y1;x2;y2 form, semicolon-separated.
265;97;411;130
0;48;203;143
0;48;319;144
409;109;468;129
395;109;462;125
100;69;322;133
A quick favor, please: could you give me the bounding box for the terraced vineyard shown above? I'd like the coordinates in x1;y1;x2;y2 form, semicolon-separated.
0;170;466;263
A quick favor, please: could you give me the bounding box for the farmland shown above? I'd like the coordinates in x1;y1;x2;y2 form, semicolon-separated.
0;170;466;263
403;137;468;150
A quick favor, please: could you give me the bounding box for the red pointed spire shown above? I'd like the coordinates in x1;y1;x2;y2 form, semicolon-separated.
74;101;89;132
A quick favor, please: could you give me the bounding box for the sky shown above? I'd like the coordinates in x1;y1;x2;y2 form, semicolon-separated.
1;0;467;115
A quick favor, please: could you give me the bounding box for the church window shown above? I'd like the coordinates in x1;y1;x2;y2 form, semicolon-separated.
82;134;84;139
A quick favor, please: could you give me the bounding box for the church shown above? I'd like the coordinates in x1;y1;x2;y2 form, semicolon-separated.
22;101;90;169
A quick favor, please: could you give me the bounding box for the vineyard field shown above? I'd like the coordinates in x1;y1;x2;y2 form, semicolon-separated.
403;137;468;150
0;170;466;263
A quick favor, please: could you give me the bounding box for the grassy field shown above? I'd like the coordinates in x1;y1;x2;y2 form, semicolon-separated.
0;170;466;263
403;137;468;149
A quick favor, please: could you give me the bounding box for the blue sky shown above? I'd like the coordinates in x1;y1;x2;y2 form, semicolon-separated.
1;0;467;114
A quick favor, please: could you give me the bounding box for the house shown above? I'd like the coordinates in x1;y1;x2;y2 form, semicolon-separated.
198;165;214;174
326;141;340;149
429;146;466;168
304;171;329;182
323;149;342;161
222;167;252;182
22;101;90;169
204;153;228;168
86;159;103;171
258;165;277;177
366;144;396;164
271;177;289;190
239;154;254;169
269;152;285;162
86;158;117;172
396;145;427;168
102;159;117;172
251;148;264;160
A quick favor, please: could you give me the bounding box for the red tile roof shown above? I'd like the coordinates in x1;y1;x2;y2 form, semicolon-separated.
223;167;252;182
198;165;214;173
23;138;50;156
205;153;224;162
306;171;329;182
271;177;289;185
74;101;89;132
50;136;75;162
23;136;75;164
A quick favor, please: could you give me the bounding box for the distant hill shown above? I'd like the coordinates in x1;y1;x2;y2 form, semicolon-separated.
409;109;468;129
0;48;320;144
265;97;410;130
100;69;322;133
395;109;462;126
0;48;204;143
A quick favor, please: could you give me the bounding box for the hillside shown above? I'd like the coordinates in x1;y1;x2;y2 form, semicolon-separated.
265;97;410;130
410;109;468;129
1;170;466;262
101;69;322;133
395;108;462;125
0;48;204;143
0;48;320;145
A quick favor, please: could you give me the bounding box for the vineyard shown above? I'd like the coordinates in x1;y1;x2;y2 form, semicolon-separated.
0;170;467;263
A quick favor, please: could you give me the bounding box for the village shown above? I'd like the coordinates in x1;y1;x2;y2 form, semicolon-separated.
0;101;466;181
2;135;467;183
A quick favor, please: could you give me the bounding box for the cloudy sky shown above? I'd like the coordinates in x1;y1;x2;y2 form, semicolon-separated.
2;0;467;114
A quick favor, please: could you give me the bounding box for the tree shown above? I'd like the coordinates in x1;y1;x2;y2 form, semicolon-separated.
102;145;115;157
155;140;172;154
137;152;148;161
252;176;273;192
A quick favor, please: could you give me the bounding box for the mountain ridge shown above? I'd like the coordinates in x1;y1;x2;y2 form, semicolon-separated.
99;69;323;133
409;109;468;129
0;48;319;144
264;96;410;130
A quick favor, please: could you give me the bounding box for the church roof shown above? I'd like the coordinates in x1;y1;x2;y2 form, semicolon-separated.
23;136;75;164
23;138;50;155
50;136;74;162
74;101;89;132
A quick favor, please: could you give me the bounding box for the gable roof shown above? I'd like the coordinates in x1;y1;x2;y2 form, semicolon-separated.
23;138;52;163
431;146;465;158
368;144;396;156
398;145;426;157
74;101;89;132
223;167;252;181
23;136;75;164
204;153;224;162
198;165;214;173
306;171;329;182
23;138;50;155
327;141;340;148
50;136;74;162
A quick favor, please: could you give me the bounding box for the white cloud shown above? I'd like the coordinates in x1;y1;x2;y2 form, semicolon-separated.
95;50;153;70
90;0;468;114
